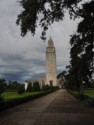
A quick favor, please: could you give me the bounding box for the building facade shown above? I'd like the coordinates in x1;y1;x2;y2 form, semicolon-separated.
46;37;57;86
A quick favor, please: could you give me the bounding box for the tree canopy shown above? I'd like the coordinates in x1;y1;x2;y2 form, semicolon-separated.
16;0;89;40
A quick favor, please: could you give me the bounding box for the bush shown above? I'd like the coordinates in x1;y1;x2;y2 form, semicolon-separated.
78;93;85;100
42;85;50;91
42;85;59;91
18;84;25;94
67;89;94;107
26;83;32;92
87;98;94;106
50;86;59;91
67;89;80;99
33;82;40;91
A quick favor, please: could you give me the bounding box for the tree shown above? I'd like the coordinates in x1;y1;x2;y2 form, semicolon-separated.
16;0;88;40
18;84;25;94
67;2;94;93
65;28;93;93
0;79;7;96
91;79;94;87
65;65;79;90
26;82;33;92
57;71;66;79
7;81;20;91
7;80;12;90
33;81;40;92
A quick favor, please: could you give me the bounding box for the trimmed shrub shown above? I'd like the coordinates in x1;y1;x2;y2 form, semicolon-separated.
42;85;59;91
26;83;32;92
50;86;59;91
18;84;25;94
33;82;40;91
42;85;50;91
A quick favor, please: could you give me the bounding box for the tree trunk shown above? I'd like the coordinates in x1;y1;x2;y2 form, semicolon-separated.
80;82;84;95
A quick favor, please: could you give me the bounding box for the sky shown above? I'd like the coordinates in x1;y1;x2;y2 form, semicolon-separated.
0;0;79;82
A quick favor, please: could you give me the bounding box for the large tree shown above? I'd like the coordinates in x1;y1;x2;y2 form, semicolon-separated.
67;2;94;92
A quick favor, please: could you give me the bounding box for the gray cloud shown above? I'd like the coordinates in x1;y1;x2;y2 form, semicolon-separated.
0;0;79;81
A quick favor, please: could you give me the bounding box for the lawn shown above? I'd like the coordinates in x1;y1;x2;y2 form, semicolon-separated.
84;88;94;98
68;88;94;99
2;91;43;101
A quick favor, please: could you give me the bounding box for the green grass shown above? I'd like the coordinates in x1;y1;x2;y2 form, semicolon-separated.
84;88;94;98
67;88;94;99
2;91;44;101
67;89;79;96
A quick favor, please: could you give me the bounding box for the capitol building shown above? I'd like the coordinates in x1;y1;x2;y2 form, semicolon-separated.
25;37;58;90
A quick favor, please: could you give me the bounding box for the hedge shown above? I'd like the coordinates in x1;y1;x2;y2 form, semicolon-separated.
0;90;57;112
67;89;94;107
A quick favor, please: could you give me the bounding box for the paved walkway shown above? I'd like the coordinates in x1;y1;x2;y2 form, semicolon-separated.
0;89;94;125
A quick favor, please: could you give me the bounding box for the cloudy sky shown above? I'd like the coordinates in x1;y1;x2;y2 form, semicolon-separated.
0;0;79;82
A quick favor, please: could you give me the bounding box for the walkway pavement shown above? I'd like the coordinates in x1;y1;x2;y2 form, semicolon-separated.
0;89;94;125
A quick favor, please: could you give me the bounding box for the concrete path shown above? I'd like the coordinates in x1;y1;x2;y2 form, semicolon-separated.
0;89;94;125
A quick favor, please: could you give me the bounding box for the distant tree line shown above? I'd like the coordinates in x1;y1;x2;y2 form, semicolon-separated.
0;79;59;99
0;79;25;96
0;79;42;96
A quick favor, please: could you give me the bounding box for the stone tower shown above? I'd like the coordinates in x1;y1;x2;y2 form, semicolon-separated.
46;37;57;86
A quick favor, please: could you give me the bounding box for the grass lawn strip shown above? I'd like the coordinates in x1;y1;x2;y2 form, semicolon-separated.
2;92;43;101
84;88;94;98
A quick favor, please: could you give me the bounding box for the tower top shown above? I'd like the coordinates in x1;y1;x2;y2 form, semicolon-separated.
48;37;54;47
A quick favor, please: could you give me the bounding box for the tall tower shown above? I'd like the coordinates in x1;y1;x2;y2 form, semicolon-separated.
46;37;57;86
